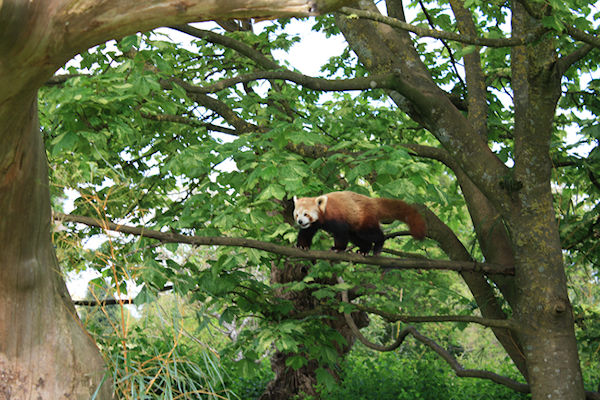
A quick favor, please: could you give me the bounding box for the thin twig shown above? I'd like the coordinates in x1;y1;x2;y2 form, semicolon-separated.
338;7;545;48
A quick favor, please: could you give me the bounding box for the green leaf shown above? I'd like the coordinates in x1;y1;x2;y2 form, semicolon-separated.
285;355;308;370
234;358;259;378
541;15;564;32
134;285;157;305
119;35;139;52
51;131;78;155
312;288;335;299
316;368;336;391
455;45;478;59
220;307;237;325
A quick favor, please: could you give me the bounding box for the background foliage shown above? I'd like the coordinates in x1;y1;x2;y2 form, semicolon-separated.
41;2;600;397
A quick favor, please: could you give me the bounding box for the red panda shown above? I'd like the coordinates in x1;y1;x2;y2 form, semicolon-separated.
293;191;426;256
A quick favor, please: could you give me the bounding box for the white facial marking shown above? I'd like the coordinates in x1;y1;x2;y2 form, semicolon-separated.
293;206;319;229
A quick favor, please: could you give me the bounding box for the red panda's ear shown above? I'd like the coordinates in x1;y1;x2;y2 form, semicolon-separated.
293;196;298;205
316;195;327;213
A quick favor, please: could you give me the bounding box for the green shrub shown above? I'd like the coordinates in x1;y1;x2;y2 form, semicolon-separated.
320;351;530;400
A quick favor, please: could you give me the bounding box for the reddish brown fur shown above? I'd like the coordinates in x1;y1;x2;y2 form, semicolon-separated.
294;191;426;255
321;192;426;239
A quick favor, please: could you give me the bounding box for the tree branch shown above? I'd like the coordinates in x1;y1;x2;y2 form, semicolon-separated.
170;24;282;70
564;25;600;49
189;92;261;133
557;44;596;77
53;212;514;274
395;152;528;376
336;2;512;210
53;1;320;61
73;284;174;306
409;327;531;393
348;302;527;332
140;112;239;135
338;7;544;48
179;69;397;93
339;280;530;393
514;0;600;49
449;0;488;138
419;0;466;91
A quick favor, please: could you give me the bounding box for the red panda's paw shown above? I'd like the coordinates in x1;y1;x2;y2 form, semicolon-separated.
356;250;370;257
296;244;309;250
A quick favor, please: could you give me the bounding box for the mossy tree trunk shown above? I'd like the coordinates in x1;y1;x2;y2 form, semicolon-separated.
334;1;586;398
260;261;368;400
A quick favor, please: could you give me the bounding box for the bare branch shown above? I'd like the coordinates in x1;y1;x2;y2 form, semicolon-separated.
348;302;527;332
53;1;318;60
53;212;514;275
557;44;596;77
338;7;545;48
449;0;488;138
190;92;261;133
409;327;531;393
339;280;412;351
564;25;600;49
73;284;174;306
339;278;530;393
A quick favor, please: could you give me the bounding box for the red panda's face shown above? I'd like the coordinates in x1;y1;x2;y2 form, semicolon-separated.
293;196;322;229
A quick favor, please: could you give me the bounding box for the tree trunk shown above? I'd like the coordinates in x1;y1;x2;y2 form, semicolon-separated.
260;261;368;400
510;209;585;398
334;1;586;398
0;1;347;398
0;95;113;398
508;1;585;396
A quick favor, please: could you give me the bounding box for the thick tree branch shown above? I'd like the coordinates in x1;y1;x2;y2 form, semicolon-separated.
557;44;595;77
338;7;544;48
449;0;488;138
5;1;348;95
179;70;397;93
54;1;320;60
396;144;528;375
53;212;514;274
335;2;511;212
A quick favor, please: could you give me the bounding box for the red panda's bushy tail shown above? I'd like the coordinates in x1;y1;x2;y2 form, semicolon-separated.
375;198;426;240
